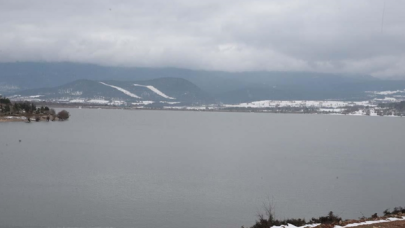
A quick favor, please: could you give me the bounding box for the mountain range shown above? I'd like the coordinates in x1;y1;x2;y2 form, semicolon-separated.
1;62;405;104
9;78;213;106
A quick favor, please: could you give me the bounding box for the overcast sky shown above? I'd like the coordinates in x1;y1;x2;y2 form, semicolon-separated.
1;0;405;78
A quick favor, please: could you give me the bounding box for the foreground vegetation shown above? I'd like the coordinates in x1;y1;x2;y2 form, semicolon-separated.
0;96;70;122
246;205;405;228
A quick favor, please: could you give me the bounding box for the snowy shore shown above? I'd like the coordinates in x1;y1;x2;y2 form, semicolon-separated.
270;216;405;228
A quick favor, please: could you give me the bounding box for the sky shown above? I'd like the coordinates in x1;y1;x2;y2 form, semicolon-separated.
1;0;405;78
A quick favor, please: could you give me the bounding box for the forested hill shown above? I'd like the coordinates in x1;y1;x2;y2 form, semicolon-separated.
9;78;214;105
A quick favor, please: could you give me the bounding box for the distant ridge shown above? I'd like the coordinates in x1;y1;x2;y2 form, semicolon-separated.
10;78;213;106
2;62;405;103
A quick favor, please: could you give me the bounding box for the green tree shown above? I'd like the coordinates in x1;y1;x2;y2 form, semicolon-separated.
31;103;36;113
3;105;10;114
0;97;11;104
13;103;20;113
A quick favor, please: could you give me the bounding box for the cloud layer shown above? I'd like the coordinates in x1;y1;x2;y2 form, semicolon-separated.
1;0;405;78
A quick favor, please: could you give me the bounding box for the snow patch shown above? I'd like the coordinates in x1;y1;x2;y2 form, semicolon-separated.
224;100;374;109
335;216;405;228
58;89;83;95
270;216;405;228
132;101;154;105
163;106;213;110
100;82;140;98
369;109;378;116
374;97;397;102
133;84;175;99
160;101;181;104
5;116;25;119
87;99;109;104
319;108;344;113
271;223;320;228
110;100;126;106
69;99;85;103
367;90;405;95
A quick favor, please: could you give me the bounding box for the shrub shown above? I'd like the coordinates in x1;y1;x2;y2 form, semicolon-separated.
310;211;341;224
384;207;405;216
251;204;307;228
57;110;70;120
248;206;404;228
394;207;405;214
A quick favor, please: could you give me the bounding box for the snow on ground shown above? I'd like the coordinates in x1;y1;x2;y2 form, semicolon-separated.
99;82;140;98
76;99;127;106
369;109;378;116
270;223;319;228
5;116;26;119
224;100;375;109
69;99;85;103
374;97;397;102
336;216;405;228
163;106;214;110
9;95;43;102
269;216;405;228
58;89;83;96
348;110;365;116
319;108;344;113
133;84;175;99
160;101;181;104
87;99;109;104
132;101;154;105
367;90;405;95
351;101;375;106
110;100;126;106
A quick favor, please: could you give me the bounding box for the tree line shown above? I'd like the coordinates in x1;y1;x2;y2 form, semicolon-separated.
0;96;69;121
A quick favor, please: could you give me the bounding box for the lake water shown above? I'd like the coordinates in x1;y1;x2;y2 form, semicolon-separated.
1;109;405;228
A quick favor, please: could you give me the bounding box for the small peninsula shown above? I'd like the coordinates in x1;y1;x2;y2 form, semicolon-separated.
0;96;69;123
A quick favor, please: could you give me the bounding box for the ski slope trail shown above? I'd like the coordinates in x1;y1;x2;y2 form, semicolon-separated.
133;84;175;99
99;82;140;98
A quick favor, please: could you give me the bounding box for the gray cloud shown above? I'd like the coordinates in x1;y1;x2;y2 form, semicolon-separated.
1;0;405;78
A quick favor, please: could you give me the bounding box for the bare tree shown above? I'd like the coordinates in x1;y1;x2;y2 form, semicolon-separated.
57;110;70;120
49;109;56;121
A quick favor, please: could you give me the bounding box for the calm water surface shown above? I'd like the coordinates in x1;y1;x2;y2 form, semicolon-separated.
1;109;404;228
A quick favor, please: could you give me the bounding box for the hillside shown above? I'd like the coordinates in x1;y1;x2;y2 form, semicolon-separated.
10;78;213;106
2;62;405;103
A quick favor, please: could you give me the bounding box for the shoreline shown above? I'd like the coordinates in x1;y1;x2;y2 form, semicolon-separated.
51;104;404;118
0;114;63;123
0;116;26;122
1;103;403;123
248;209;405;228
269;215;405;228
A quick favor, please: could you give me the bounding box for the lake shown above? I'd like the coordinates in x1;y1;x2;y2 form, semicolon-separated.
1;109;404;228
